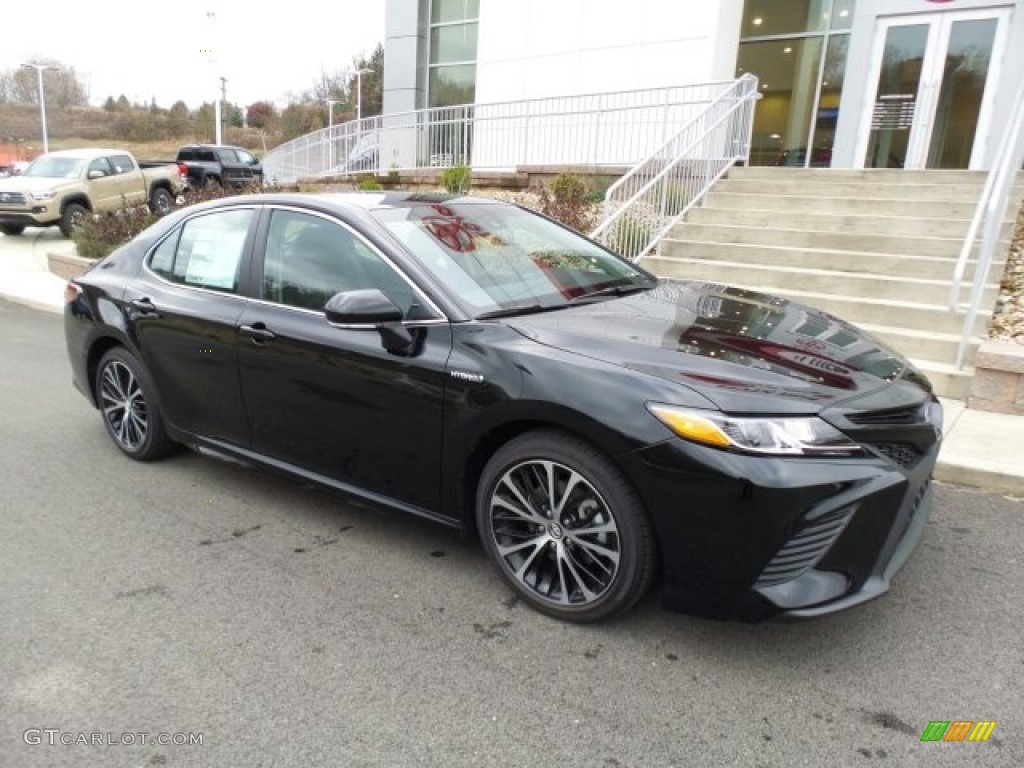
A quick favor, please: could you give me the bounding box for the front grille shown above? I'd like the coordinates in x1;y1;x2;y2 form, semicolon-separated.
0;192;27;205
848;403;927;426
869;442;923;469
755;507;855;587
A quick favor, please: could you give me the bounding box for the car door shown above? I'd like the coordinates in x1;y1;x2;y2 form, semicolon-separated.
124;206;259;445
85;156;120;212
108;153;146;206
236;206;452;514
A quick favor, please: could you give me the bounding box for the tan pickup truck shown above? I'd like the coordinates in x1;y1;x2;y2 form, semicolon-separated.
0;148;187;237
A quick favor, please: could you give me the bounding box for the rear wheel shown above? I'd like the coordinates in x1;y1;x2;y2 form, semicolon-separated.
0;224;25;236
95;347;176;461
59;203;89;238
476;430;657;623
149;187;174;216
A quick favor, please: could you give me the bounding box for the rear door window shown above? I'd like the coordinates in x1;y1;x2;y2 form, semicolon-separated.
149;209;254;292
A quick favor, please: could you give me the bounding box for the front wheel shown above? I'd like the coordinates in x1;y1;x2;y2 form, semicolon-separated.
59;202;89;238
95;348;177;461
149;187;174;216
476;430;657;623
0;223;25;236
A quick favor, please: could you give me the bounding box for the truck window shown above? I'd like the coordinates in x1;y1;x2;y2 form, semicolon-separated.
178;149;197;162
109;155;136;174
217;149;239;164
88;158;115;177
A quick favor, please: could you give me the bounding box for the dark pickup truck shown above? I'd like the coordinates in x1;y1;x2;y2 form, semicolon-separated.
170;144;263;189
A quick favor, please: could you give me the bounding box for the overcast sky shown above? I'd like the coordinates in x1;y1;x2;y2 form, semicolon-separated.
1;0;385;108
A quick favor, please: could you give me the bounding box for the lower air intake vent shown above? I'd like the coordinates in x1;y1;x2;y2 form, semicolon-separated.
755;507;855;587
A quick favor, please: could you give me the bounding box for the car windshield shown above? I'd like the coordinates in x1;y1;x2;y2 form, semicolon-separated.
372;200;656;316
24;156;85;179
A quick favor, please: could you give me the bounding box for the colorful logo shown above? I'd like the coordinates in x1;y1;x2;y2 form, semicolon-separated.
920;721;997;742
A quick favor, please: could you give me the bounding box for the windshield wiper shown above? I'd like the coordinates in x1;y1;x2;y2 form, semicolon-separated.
568;283;654;304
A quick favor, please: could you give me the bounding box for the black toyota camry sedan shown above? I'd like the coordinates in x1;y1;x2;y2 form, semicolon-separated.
64;192;943;623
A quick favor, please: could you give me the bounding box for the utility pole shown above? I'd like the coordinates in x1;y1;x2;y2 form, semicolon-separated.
220;77;228;143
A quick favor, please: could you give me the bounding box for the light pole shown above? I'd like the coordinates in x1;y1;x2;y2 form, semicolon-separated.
353;68;373;123
322;98;342;169
21;63;60;154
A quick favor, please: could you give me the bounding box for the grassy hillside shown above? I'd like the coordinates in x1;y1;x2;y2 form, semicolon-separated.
2;103;267;159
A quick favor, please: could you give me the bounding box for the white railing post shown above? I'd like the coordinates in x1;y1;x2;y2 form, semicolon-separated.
952;80;1024;369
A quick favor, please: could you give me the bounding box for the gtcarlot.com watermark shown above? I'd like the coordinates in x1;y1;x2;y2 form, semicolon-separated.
24;729;204;746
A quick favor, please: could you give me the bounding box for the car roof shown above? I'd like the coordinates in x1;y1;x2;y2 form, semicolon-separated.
40;148;131;160
179;144;246;151
197;191;507;213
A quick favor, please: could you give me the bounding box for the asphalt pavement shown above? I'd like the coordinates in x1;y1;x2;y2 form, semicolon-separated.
1;295;1023;768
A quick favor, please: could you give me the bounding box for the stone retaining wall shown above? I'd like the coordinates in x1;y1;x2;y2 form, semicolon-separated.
968;342;1024;414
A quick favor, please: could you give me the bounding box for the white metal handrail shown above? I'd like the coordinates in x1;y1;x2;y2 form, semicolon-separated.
589;74;760;262
949;76;1024;369
262;81;740;183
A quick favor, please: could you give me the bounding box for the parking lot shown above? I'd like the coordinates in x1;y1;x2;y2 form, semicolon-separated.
1;297;1021;767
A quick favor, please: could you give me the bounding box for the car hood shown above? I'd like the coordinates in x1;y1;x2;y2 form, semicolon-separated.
502;280;931;414
0;175;77;193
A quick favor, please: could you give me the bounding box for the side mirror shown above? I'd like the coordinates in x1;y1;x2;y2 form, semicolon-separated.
324;288;403;325
324;289;420;357
87;169;106;179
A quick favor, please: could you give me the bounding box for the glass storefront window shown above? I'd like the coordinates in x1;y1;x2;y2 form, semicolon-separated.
831;0;855;30
431;0;479;24
812;33;849;161
430;22;479;65
740;0;830;38
737;37;824;166
428;0;479;109
429;65;476;108
739;0;856;166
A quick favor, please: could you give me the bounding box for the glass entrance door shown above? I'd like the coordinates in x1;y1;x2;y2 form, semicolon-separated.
858;10;1008;169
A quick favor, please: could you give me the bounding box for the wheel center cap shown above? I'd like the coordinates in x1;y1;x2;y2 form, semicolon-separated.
547;522;564;540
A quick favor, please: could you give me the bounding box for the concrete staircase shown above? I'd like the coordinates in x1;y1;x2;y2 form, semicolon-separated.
643;166;1020;399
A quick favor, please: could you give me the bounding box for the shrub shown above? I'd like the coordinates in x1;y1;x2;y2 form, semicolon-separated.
72;207;158;260
609;214;651;260
441;164;471;194
358;177;384;191
537;173;598;233
663;181;690;216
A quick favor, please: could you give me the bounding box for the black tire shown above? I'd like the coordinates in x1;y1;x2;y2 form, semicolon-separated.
476;429;657;623
0;223;25;236
149;187;174;216
203;176;222;193
59;202;89;238
95;347;177;461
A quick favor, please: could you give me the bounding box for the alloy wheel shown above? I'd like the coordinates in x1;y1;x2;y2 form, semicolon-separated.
99;360;149;451
487;459;621;607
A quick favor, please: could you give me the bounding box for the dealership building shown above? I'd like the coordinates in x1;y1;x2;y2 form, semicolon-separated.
383;0;1024;170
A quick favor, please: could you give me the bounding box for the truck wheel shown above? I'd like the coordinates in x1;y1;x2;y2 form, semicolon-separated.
59;203;89;238
149;187;174;216
0;224;25;236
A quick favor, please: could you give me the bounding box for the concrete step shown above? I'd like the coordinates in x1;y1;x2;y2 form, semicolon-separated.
715;177;987;202
706;192;993;219
684;206;977;239
729;167;990;185
656;240;1005;281
664;224;1014;260
909;360;974;400
650;257;999;307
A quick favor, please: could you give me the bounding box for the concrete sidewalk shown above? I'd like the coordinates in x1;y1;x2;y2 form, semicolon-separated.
2;228;1023;497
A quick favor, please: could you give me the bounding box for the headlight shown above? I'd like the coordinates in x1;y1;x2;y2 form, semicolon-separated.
647;403;863;457
32;191;56;201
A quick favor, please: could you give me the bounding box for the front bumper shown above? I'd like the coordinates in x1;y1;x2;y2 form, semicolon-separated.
626;401;941;621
